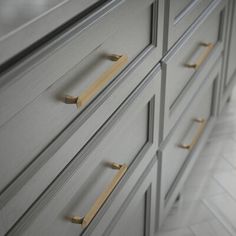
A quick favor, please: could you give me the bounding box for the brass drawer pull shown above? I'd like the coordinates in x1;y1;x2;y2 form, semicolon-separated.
185;43;213;70
179;118;206;150
65;54;128;108
70;162;128;228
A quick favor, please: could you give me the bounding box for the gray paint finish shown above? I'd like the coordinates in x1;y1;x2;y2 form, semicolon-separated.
0;0;236;235
161;0;226;141
0;0;152;195
0;0;115;65
158;57;222;227
4;64;161;235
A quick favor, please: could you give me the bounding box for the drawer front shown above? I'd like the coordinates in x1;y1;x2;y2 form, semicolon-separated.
161;58;221;206
162;0;226;139
88;156;157;236
0;0;111;65
0;0;163;128
166;0;213;50
3;66;161;235
0;0;163;215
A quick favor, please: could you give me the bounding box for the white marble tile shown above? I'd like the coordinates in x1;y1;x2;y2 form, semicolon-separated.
190;219;232;236
222;152;236;168
161;201;215;231
214;170;236;200
203;194;236;235
208;219;233;236
157;228;195;236
182;178;225;203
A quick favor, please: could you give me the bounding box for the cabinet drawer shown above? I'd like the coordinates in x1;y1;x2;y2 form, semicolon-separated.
0;0;163;129
162;0;226;139
9;156;158;236
160;58;221;213
2;65;161;235
0;0;163;214
0;0;163;132
166;0;213;50
88;157;157;236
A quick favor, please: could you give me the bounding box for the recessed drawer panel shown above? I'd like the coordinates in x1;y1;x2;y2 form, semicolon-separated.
0;0;163;129
161;59;221;203
166;0;213;50
162;0;226;139
0;0;164;214
5;68;161;235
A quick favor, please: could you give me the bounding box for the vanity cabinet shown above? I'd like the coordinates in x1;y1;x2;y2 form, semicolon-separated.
0;0;235;235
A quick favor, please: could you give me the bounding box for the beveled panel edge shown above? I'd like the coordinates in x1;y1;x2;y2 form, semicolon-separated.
0;0;125;79
88;156;157;236
162;0;223;64
0;43;160;208
6;64;161;235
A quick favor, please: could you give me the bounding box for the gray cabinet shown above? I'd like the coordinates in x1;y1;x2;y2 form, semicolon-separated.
87;157;158;236
0;0;235;235
220;0;236;108
4;63;161;236
159;57;221;226
161;0;226;140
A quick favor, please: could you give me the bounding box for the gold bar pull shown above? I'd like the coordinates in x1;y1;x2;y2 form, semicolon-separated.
70;162;128;228
65;54;128;109
185;43;213;70
179;118;206;150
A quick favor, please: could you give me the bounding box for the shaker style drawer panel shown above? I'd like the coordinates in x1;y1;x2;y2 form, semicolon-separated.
0;0;163;220
88;157;157;236
162;0;226;139
0;0;163;129
161;58;221;206
165;0;213;50
6;68;161;236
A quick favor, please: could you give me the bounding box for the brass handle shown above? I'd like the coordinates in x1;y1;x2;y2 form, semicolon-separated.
65;54;128;108
179;118;206;150
70;162;128;228
185;43;213;70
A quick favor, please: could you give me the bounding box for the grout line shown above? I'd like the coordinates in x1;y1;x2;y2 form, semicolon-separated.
221;154;236;170
202;197;236;236
212;173;236;202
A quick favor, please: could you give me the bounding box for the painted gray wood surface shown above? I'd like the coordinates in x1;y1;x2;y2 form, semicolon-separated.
158;57;222;227
164;0;213;51
0;0;235;235
161;0;226;141
0;0;152;195
87;157;158;236
0;0;112;66
4;63;161;235
225;0;236;87
0;0;163;228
